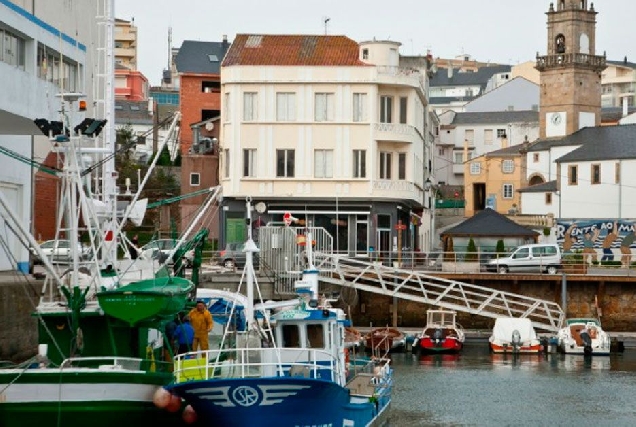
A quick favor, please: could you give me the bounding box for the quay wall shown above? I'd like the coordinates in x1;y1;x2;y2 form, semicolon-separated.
0;280;42;362
2;273;636;360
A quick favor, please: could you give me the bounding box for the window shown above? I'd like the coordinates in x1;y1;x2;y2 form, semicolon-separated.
223;149;230;178
362;48;369;60
353;93;367;122
533;153;539;163
380;96;393;123
243;149;257;177
568;165;578;185
545;193;552;205
503;184;514;199
591;164;601;184
1;29;25;69
281;324;300;348
438;148;445;156
314;149;333;178
502;160;515;173
190;173;200;186
465;129;474;146
202;81;220;93
454;152;463;164
353;149;366;178
224;93;230;122
379;152;392;179
398;153;406;180
470;162;481;175
616;162;621;184
276;149;295;177
307;324;324;348
314;93;334;121
497;129;507;138
276;92;296;121
243;92;257;121
399;97;408;124
484;129;493;145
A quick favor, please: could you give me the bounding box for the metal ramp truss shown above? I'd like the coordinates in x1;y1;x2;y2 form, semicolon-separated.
313;253;565;332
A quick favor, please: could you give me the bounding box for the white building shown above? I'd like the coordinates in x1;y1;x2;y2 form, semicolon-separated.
436;110;539;186
0;0;99;271
220;34;435;255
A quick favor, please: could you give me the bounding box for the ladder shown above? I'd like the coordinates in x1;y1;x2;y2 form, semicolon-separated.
313;252;565;332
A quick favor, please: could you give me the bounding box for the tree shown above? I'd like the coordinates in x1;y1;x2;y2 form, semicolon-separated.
465;237;478;262
496;239;506;257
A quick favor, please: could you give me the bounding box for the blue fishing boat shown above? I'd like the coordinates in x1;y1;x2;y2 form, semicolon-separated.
155;199;393;426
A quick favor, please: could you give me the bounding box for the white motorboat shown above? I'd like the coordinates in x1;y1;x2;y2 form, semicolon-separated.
557;318;611;355
489;317;543;354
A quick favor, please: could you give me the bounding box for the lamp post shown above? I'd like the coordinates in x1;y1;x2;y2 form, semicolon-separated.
425;178;436;254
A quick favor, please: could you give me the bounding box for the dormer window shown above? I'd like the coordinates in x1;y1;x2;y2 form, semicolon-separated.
362;48;369;60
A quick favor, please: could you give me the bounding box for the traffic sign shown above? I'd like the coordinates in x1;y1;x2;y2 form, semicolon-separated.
394;220;407;231
283;212;292;226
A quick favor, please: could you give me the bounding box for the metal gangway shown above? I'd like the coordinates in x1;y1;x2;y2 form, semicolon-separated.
312;252;565;333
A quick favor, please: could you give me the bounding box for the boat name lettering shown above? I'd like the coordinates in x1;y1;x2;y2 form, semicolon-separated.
278;310;310;320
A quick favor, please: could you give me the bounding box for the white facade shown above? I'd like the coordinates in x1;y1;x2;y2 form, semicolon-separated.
437;118;539;186
559;158;636;219
221;38;435;252
0;0;98;271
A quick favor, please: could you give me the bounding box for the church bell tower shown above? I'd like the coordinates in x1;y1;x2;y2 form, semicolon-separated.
536;0;606;138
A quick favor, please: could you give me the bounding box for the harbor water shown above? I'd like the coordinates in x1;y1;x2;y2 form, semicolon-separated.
388;344;636;426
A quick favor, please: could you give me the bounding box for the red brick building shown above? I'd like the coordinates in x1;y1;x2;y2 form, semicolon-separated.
115;63;149;101
175;37;230;237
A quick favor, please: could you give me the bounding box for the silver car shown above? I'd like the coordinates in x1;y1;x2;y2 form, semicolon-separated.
36;240;91;264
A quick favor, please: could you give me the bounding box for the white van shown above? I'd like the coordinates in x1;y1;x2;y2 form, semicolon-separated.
486;243;561;274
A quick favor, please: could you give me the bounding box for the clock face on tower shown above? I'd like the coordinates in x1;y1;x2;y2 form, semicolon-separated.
551;112;562;126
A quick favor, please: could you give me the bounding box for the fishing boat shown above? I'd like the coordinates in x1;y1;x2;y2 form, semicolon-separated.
489;317;543;354
557;318;611;355
0;8;209;421
363;327;406;354
154;203;393;426
413;309;465;354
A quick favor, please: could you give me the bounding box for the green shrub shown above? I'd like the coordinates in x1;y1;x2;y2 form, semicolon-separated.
495;240;505;257
465;238;478;262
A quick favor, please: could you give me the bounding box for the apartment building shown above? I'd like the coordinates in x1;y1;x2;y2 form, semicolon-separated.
114;18;138;70
219;34;435;255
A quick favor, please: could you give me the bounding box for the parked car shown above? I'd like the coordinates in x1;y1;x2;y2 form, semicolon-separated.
35;240;90;264
486;243;561;274
140;239;177;263
219;242;260;269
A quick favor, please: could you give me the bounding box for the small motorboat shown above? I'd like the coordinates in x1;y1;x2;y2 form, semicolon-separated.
364;327;406;354
557;318;611;355
489;317;543;354
344;326;363;349
414;310;465;354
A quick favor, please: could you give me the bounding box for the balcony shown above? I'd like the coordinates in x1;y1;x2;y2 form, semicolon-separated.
374;123;421;144
375;66;428;95
535;53;606;72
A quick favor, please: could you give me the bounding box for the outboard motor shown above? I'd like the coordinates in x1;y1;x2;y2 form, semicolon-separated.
580;329;592;355
511;329;522;353
433;328;444;346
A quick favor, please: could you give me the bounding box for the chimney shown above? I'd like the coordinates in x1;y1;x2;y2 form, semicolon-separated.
222;34;229;55
447;66;453;79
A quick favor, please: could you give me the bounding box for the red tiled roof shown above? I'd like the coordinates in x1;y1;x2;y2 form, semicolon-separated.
222;34;368;67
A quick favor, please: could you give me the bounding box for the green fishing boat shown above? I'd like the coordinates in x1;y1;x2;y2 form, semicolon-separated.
97;276;195;326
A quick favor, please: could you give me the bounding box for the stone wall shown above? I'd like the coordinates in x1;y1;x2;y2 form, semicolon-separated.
0;280;42;362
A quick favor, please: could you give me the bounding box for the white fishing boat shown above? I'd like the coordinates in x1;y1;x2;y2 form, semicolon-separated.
153;202;394;426
489;317;543;354
557;318;611;356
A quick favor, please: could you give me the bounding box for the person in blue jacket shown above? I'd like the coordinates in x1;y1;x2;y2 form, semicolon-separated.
174;315;195;354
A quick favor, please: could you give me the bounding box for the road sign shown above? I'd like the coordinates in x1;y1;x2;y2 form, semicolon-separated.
394;220;407;231
283;211;292;226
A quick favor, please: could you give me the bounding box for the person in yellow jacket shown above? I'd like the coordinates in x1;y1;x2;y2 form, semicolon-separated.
189;300;213;351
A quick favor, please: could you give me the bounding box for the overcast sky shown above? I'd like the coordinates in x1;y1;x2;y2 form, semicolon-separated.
115;0;636;86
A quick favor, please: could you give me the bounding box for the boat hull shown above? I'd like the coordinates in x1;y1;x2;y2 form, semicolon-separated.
167;376;391;427
417;337;463;354
0;369;184;427
490;343;543;354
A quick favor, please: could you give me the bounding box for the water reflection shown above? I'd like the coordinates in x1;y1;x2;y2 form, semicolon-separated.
390;345;636;426
417;353;460;367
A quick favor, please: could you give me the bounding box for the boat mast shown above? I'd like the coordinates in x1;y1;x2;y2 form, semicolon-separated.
244;198;258;328
95;0;117;266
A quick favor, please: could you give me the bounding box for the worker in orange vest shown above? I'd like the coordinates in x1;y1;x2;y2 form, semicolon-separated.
189;300;213;351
